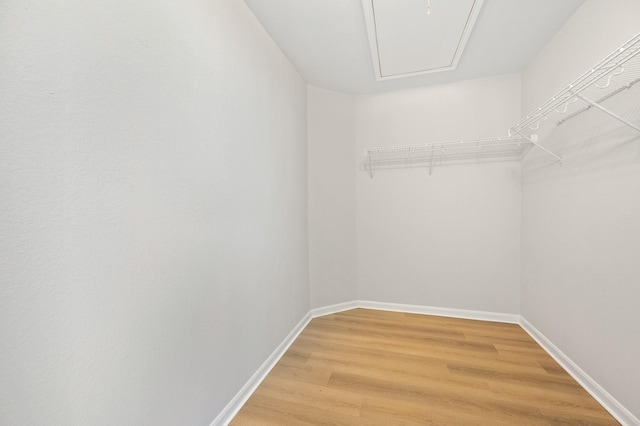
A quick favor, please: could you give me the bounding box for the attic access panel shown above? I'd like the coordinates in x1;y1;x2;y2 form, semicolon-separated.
362;0;484;80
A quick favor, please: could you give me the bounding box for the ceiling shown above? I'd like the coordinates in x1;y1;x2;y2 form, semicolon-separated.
243;0;585;94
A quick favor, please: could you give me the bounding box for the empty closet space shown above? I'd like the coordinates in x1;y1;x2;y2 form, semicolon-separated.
231;309;618;425
2;0;639;425
307;2;640;424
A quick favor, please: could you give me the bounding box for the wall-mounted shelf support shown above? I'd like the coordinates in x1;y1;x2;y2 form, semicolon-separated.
517;133;563;163
573;92;640;133
429;148;435;176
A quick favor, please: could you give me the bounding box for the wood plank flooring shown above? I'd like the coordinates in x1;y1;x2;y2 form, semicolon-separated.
230;309;619;425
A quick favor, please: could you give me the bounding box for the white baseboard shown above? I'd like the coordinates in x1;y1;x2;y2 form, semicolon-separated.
210;311;312;426
212;303;637;426
357;300;520;324
520;317;639;426
309;300;360;318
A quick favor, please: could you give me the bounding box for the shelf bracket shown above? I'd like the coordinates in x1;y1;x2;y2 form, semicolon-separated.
517;133;563;164
366;153;374;179
573;92;640;133
429;147;434;176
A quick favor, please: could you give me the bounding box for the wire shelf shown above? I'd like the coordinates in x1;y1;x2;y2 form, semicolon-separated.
364;136;532;177
361;33;640;177
510;33;640;141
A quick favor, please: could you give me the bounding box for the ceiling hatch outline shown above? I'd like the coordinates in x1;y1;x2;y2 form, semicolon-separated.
362;0;485;81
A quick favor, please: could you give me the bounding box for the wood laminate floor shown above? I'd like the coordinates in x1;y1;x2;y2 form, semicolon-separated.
231;309;619;425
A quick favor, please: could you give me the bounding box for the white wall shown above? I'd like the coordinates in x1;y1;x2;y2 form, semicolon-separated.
522;0;640;114
307;86;357;308
521;0;640;419
0;0;308;425
356;75;522;314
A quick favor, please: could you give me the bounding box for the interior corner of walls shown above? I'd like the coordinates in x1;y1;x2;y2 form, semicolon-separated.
307;83;358;313
306;83;318;97
514;72;523;117
210;310;313;426
309;300;360;318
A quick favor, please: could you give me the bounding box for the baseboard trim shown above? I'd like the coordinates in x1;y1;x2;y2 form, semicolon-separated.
210;311;312;426
357;300;520;324
212;303;637;426
309;300;360;318
520;317;639;426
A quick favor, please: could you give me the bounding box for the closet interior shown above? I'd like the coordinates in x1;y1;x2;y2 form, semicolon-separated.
3;1;640;425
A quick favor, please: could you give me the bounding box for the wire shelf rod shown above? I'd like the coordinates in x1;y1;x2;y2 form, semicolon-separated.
557;76;640;125
510;33;640;135
574;92;640;133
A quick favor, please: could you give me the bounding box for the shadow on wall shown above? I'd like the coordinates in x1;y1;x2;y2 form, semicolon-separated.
522;81;640;183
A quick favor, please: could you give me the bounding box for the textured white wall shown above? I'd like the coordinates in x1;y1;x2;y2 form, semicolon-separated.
355;74;522;314
521;0;640;418
307;86;357;308
0;0;308;425
522;0;640;114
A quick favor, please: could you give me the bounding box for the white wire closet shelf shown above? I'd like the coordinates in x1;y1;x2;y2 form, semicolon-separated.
363;136;534;177
509;32;640;163
361;33;640;177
